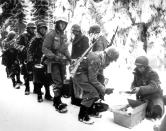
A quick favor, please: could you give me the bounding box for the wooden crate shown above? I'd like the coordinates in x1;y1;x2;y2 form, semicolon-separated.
113;99;147;128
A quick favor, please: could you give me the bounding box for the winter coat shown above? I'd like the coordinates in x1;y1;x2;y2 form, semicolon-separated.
71;35;89;59
131;67;162;100
42;30;70;73
28;34;44;64
73;51;108;107
17;32;35;63
2;47;18;67
131;67;164;118
1;38;18;66
1;38;14;51
92;35;108;52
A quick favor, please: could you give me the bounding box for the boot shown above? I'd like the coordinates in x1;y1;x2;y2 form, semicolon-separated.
37;94;43;102
6;68;9;78
88;104;102;118
44;85;53;101
36;83;43;102
53;96;67;113
45;94;53;101
33;83;40;94
11;78;16;88
25;82;30;95
78;105;94;124
16;74;23;85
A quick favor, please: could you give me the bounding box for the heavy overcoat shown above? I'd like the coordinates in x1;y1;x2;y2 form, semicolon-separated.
71;35;89;59
73;51;107;107
131;67;164;117
92;35;108;52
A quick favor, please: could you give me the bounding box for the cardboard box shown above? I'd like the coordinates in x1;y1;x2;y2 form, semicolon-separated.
112;99;147;128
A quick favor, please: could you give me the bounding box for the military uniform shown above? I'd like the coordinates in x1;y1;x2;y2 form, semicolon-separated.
42;29;70;85
72;47;119;123
71;24;89;59
29;32;52;102
92;35;108;52
132;56;164;119
71;35;89;59
17;23;36;95
1;32;22;88
70;24;89;106
88;25;109;85
42;17;70;112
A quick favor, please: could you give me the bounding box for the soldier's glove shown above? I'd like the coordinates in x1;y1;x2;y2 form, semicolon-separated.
99;90;105;100
132;87;140;93
105;88;114;95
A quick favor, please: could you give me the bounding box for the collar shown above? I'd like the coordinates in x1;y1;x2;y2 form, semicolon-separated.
36;33;43;38
72;35;84;45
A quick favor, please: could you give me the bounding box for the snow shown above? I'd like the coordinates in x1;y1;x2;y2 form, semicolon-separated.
0;58;165;131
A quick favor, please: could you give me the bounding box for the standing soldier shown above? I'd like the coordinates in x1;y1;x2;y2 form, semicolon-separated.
70;24;89;106
1;31;22;88
88;25;109;86
88;25;108;52
71;24;89;59
28;22;53;102
131;56;164;119
72;47;119;124
17;22;36;95
42;16;71;113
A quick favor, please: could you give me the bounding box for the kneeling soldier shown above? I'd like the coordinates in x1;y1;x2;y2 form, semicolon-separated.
72;47;119;124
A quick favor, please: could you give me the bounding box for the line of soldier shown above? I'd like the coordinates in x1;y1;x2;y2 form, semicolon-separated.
0;17;165;124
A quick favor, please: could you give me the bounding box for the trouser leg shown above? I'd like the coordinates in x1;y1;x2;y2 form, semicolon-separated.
34;83;43;102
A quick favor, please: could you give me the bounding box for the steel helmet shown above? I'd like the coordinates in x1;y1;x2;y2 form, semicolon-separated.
135;56;149;66
6;31;16;41
27;22;36;28
7;31;16;38
37;22;47;29
71;24;81;32
55;16;68;23
104;47;119;61
88;25;101;34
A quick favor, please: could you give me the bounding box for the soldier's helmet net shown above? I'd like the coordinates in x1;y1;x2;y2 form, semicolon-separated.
37;22;47;29
7;31;16;39
71;24;81;32
88;25;101;34
135;56;149;66
26;22;36;28
104;47;119;61
55;16;68;24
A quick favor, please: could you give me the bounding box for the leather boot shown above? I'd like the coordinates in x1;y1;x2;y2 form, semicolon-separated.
78;105;94;124
53;96;67;113
44;84;53;101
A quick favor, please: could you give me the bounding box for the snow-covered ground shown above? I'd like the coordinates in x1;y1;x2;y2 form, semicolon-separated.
0;58;165;131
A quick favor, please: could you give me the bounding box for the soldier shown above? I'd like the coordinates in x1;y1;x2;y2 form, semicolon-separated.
28;22;53;102
17;22;36;95
42;16;71;113
71;24;89;59
131;56;164;119
89;25;109;86
88;25;108;52
72;47;119;124
70;24;89;106
1;31;22;88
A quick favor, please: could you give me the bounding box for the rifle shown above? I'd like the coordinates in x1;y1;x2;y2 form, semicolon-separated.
119;90;136;94
70;38;98;78
107;26;119;47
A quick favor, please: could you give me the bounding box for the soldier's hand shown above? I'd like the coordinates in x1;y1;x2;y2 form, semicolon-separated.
99;90;105;100
99;94;104;100
132;87;140;93
105;88;114;95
